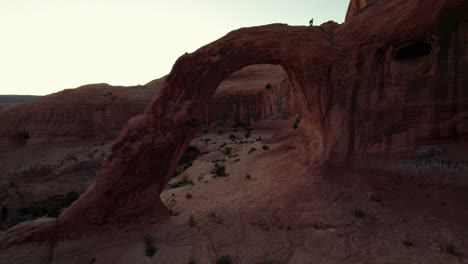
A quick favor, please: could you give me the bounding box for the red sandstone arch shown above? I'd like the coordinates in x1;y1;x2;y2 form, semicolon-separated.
56;24;335;236
55;0;468;236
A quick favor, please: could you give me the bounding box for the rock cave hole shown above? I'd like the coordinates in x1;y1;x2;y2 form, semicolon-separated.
394;42;432;61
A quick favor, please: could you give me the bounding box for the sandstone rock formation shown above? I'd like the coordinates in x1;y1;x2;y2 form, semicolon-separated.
3;0;468;243
0;65;294;139
0;83;159;139
200;64;295;128
345;0;378;21
0;65;295;233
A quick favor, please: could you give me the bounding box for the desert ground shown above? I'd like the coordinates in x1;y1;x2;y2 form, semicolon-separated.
1;119;467;263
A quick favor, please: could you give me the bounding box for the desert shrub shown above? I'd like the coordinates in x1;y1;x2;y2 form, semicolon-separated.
222;147;232;156
401;240;413;247
440;244;459;256
245;131;251;138
215;165;227;177
229;134;236;140
216;255;232;264
354;209;365;219
144;235;157;257
188;215;196;228
169;174;194;189
248;147;257;154
265;83;272;90
262;145;269;151
218;129;224;135
292;117;301;129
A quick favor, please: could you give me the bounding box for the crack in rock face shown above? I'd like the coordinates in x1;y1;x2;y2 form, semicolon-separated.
4;0;466;241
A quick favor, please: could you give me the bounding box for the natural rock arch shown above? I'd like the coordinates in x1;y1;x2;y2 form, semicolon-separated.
57;24;337;236
1;0;463;243
55;0;468;237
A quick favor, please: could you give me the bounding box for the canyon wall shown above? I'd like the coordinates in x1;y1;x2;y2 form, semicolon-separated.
0;65;294;140
201;65;295;128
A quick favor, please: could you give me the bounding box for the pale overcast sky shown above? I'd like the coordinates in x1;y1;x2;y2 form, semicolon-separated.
0;1;348;95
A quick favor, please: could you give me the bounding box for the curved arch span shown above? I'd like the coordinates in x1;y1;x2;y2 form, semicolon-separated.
56;24;334;236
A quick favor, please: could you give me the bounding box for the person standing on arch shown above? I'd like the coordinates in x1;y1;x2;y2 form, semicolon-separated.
309;18;314;26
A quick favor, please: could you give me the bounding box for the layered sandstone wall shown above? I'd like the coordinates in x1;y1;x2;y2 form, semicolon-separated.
0;65;295;139
200;65;295;128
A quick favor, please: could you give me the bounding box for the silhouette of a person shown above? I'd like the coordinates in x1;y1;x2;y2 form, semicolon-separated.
309;18;314;26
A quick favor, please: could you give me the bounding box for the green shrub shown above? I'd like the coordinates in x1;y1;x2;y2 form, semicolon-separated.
262;145;269;151
169;174;194;189
354;209;365;219
229;134;236;140
245;131;251;138
216;255;232;264
440;244;459;256
144;235;157;257
292;117;301;129
215;166;227;177
188;215;196;228
265;83;272;90
402;240;413;247
222;147;232;156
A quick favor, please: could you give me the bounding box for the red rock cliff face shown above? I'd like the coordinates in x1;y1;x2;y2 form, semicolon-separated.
0;84;160;139
0;65;294;139
345;0;378;21
4;0;466;240
200;64;295;128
